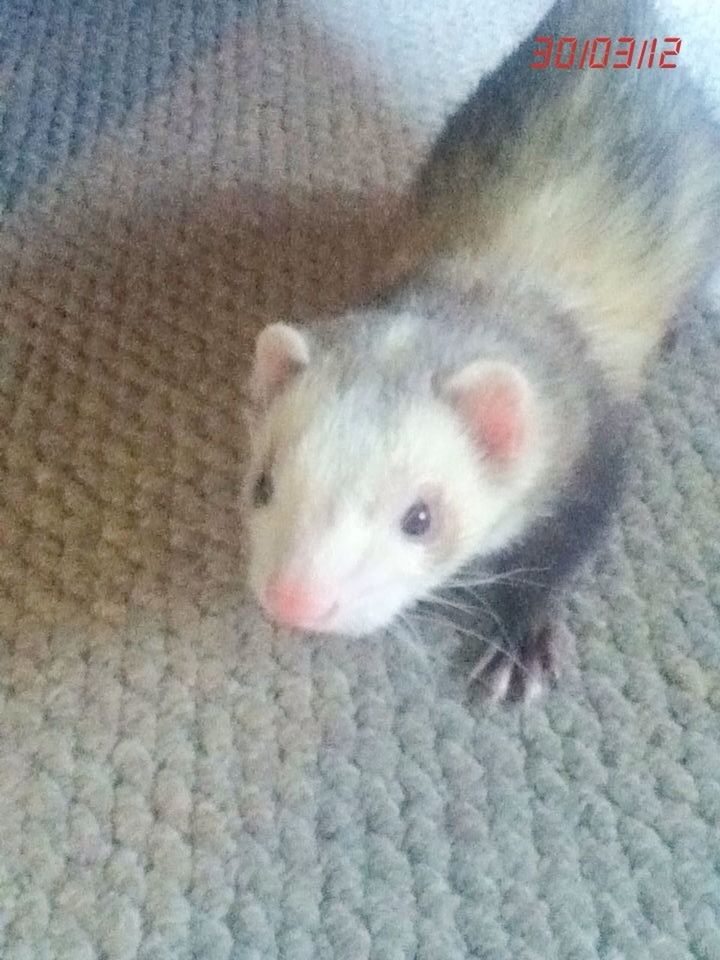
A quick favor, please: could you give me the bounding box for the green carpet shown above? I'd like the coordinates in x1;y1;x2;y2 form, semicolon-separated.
0;1;719;957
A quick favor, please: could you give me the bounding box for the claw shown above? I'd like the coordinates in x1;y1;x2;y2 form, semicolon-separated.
470;618;565;702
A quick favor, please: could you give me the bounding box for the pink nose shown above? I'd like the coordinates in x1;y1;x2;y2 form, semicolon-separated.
262;576;335;628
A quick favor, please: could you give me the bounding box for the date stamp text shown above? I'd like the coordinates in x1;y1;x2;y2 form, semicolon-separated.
532;36;682;70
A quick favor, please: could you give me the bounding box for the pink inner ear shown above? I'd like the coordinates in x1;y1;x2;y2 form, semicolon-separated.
454;376;526;464
253;325;309;402
259;349;298;396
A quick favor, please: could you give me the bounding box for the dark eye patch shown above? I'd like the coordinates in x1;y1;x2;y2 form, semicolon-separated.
253;470;274;508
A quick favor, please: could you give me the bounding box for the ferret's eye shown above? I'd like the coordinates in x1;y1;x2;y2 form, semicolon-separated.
253;470;273;508
401;500;432;538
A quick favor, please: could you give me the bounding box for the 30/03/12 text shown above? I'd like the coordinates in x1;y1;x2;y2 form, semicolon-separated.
532;36;681;70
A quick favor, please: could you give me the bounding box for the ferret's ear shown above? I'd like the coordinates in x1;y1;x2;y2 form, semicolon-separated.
251;323;310;404
441;360;534;467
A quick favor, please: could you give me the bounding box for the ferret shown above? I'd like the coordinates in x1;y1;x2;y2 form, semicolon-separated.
242;0;720;700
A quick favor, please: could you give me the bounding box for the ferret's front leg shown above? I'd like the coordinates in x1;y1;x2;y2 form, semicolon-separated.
455;567;563;701
464;430;625;702
467;584;565;702
470;412;627;700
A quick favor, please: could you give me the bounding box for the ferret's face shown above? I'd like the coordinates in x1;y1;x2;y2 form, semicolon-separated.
244;322;539;637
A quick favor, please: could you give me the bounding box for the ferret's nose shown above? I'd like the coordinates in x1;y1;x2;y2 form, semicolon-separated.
262;576;336;629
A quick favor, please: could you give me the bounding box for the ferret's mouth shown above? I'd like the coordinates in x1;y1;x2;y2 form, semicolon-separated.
252;571;407;638
257;593;340;633
286;602;340;634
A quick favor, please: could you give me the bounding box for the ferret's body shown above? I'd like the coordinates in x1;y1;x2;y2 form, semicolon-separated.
244;0;720;698
410;0;720;395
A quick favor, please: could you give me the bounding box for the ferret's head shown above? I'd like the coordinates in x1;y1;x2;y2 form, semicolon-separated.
243;318;543;636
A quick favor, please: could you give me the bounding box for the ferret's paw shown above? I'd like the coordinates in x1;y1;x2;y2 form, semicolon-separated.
469;620;563;703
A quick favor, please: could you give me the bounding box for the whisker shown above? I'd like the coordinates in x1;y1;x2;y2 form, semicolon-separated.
443;565;549;590
396;612;424;650
444;576;546;591
408;606;526;673
392;613;439;670
421;592;517;658
422;592;478;616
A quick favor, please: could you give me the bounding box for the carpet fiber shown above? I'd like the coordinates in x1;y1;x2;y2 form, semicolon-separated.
1;1;719;958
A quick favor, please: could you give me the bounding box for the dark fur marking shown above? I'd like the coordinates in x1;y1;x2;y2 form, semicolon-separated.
415;1;642;210
448;396;630;699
